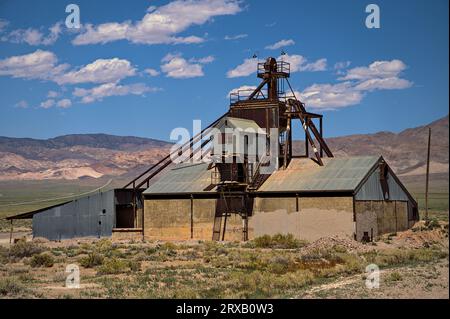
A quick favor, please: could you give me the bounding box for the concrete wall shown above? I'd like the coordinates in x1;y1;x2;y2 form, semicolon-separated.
355;200;408;241
144;198;243;241
249;197;354;242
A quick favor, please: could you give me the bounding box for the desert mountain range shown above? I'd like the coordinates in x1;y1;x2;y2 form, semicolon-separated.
0;115;448;181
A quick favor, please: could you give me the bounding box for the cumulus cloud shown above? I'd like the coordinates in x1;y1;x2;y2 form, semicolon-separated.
265;39;295;50
161;53;205;78
226;58;260;78
40;99;55;109
189;55;215;64
73;82;160;104
300;59;412;110
2;22;62;46
0;50;138;87
339;60;407;81
300;82;364;110
145;68;160;76
55;58;136;85
0;49;69;81
56;99;72;108
334;61;351;70
280;54;327;72
72;0;242;45
47;90;59;98
224;34;247;40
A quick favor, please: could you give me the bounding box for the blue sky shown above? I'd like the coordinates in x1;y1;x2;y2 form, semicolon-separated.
0;0;448;141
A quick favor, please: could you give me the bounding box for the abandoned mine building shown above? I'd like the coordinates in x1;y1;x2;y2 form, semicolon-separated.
7;57;419;243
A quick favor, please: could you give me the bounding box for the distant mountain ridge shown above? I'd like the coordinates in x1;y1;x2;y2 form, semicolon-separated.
0;115;448;181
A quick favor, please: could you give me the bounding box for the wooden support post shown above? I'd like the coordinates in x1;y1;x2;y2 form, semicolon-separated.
425;127;431;221
221;214;228;241
296;194;299;212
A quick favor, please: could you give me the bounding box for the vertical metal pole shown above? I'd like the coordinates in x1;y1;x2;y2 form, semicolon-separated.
142;194;145;242
190;195;194;239
425;127;431;221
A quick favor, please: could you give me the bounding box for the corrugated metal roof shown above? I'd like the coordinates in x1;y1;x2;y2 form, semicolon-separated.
143;162;215;195
258;156;380;193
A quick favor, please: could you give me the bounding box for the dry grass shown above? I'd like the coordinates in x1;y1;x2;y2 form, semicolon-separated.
0;224;448;299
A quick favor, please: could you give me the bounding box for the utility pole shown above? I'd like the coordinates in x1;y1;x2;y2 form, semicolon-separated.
425;127;431;221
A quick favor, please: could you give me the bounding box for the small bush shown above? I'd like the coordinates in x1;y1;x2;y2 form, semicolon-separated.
30;253;54;268
252;234;305;249
0;277;26;296
9;240;43;259
387;271;402;282
79;252;104;268
97;258;129;275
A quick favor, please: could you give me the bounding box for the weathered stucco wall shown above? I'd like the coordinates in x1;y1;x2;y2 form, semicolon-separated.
249;197;354;241
144;199;243;241
355;200;408;241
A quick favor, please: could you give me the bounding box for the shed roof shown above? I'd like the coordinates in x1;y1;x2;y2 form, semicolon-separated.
143;156;381;196
258;156;381;193
143;162;215;195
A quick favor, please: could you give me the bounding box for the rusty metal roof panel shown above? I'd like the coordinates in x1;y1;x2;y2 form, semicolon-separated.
143;162;215;194
258;156;380;193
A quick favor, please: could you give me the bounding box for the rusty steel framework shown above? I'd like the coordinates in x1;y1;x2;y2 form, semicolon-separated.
123;57;333;240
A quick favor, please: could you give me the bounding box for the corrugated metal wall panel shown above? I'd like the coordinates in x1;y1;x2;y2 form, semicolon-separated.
355;168;384;200
387;172;409;201
32;190;115;240
355;169;410;201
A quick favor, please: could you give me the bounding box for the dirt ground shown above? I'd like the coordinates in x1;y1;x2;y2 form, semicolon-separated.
0;220;448;299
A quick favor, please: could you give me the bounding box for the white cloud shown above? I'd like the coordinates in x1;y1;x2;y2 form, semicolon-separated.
56;99;72;108
300;59;412;110
161;53;205;78
73;0;242;45
40;99;55;109
0;49;69;81
190;55;215;64
224;34;247;40
55;58;136;85
47;90;59;98
280;54;327;72
334;61;351;70
73;82;160;104
14;100;28;108
265;39;295;50
226;58;260;78
145;68;160;76
354;77;412;91
3;22;62;46
339;59;407;81
227;85;257;98
300;82;364;110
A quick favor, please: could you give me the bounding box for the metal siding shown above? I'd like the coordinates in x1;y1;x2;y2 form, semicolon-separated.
355;170;409;201
387;172;409;201
355;168;384;200
32;190;115;240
